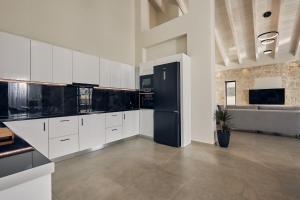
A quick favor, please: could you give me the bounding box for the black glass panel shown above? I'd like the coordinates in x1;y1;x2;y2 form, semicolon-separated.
107;90;125;112
124;91;139;110
92;89;108;111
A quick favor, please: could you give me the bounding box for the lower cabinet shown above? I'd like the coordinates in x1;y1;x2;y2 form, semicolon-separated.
105;126;123;143
48;116;79;159
123;111;140;138
139;110;154;138
4;111;141;160
49;134;79;159
79;114;106;151
4;119;49;157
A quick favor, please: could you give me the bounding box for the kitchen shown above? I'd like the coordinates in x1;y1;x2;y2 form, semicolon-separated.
0;30;191;200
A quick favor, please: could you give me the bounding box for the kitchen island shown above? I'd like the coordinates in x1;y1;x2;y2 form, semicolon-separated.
0;130;54;200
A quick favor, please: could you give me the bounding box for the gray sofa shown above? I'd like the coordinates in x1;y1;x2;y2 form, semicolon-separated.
225;105;300;137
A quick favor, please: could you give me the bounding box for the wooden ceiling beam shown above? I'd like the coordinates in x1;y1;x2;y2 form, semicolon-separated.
251;0;259;60
215;29;230;66
224;0;243;64
149;0;166;13
176;0;188;14
273;0;284;59
290;2;300;58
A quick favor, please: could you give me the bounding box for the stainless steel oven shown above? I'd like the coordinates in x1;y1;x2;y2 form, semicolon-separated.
74;84;94;113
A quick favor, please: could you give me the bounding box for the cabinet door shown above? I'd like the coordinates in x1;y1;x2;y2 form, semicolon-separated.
123;111;140;138
49;116;78;138
106;126;122;143
99;58;111;87
121;64;136;89
79;114;105;151
5;119;49;157
0;32;30;80
110;61;122;88
31;40;53;82
105;112;123;128
139;110;154;138
53;46;73;84
49;134;79;159
73;51;99;85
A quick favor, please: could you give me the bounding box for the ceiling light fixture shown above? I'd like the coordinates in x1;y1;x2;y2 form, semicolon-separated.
263;11;272;18
261;38;276;45
257;31;279;41
263;50;272;55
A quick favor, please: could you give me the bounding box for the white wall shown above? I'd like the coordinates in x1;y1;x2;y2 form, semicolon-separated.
0;0;135;65
136;0;216;144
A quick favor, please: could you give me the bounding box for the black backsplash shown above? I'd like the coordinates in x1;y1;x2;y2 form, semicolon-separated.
0;82;139;119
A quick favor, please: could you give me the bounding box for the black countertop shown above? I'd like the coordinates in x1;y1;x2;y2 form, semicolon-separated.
0;136;51;179
0;109;140;122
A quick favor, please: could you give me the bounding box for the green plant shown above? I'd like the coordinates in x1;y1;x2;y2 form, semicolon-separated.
215;108;232;132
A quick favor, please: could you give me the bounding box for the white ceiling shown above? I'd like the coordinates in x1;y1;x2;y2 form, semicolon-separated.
215;0;300;69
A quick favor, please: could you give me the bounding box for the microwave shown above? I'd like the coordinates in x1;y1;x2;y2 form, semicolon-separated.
140;75;153;92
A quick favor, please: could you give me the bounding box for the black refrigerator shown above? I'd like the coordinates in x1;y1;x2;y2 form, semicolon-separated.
153;62;181;147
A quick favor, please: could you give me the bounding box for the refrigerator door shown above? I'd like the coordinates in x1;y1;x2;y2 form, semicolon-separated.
153;62;180;111
154;111;181;147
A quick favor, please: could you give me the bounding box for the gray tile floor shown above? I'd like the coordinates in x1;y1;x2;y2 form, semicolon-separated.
52;132;300;200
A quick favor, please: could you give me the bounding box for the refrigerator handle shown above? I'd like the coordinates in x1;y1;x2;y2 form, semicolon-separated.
163;71;166;80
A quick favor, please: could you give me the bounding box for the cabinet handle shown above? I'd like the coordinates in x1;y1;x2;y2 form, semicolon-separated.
112;129;118;131
60;139;70;142
43;122;46;132
60;120;70;122
81;118;83;126
124;114;125;120
112;114;117;117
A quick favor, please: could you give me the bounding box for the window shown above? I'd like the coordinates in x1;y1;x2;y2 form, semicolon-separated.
225;81;236;106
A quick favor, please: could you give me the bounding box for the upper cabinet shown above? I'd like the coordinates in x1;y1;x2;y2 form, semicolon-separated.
31;40;53;82
99;58;111;88
53;46;73;84
0;32;30;81
0;31;135;87
121;64;136;89
73;51;99;85
100;58;136;89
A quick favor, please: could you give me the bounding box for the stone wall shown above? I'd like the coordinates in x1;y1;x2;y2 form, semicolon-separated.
216;61;300;106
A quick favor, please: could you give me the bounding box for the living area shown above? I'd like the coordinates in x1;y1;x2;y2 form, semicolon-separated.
216;61;300;138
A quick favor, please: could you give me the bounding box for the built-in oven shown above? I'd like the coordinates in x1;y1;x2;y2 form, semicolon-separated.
73;83;95;114
140;75;154;109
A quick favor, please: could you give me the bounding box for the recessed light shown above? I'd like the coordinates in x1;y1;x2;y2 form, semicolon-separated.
263;11;272;18
263;50;272;55
261;38;276;45
257;31;279;41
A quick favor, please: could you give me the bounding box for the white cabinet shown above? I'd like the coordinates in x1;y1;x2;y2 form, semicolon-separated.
121;64;136;89
53;46;73;84
106;127;122;143
49;134;79;159
99;58;111;88
49;116;78;138
105;112;123;128
48;116;79;159
0;32;30;80
4;119;49;157
31;40;53;82
73;51;99;85
79;114;105;151
110;61;122;88
139;110;154;138
100;58;136;89
123;111;139;138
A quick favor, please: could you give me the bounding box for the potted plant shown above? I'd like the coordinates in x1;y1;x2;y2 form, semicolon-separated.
215;108;232;148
